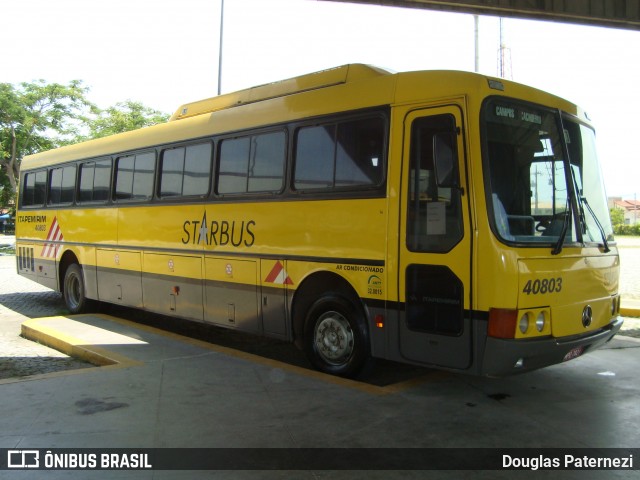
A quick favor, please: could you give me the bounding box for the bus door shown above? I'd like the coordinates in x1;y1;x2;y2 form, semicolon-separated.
398;106;472;369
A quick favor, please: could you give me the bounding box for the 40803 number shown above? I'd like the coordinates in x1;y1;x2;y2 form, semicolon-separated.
522;278;563;295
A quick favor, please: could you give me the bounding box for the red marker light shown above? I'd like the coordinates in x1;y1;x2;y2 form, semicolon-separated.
488;308;517;339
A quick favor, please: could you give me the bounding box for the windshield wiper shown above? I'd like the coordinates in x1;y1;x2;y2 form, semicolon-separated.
579;195;611;253
551;208;570;255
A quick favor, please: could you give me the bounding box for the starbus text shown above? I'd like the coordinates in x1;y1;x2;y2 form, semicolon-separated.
182;219;256;247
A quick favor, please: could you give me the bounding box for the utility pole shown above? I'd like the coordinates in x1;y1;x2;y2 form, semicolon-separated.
217;0;225;96
474;15;480;73
498;18;513;79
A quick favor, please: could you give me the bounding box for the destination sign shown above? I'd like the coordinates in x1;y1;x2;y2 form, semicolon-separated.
492;103;544;125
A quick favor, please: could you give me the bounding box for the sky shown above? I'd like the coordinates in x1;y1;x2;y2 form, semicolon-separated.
2;0;639;197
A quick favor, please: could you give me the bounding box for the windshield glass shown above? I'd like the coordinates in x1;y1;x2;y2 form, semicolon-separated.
565;121;614;244
483;98;612;247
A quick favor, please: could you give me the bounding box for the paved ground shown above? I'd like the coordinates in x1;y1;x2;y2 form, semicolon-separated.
617;236;640;304
0;252;91;379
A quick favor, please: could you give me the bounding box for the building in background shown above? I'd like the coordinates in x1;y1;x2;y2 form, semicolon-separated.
610;198;640;225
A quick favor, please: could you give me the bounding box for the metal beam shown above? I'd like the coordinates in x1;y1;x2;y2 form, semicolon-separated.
319;0;640;31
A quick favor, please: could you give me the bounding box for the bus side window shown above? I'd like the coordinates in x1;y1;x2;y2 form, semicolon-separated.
160;147;185;198
115;152;155;201
217;131;285;195
79;162;97;202
48;165;76;205
115;155;135;200
160;143;212;198
218;137;252;194
22;173;36;206
34;170;47;205
294;125;335;190
21;170;47;207
294;116;385;192
335;117;385;187
248;131;285;193
183;143;212;196
132;152;155;200
79;159;111;203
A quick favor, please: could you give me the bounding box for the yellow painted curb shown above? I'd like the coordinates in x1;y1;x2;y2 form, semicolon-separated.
21;317;143;370
620;307;640;318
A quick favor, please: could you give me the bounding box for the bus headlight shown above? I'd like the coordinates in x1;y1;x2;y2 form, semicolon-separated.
519;313;530;334
489;308;551;338
535;311;546;332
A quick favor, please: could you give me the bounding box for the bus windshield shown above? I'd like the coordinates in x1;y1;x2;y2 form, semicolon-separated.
483;98;613;248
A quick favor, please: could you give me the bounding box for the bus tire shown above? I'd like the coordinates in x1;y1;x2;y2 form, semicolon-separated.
63;263;92;314
303;293;370;378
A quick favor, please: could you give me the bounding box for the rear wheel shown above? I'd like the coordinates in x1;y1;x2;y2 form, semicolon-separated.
303;293;370;378
63;263;92;314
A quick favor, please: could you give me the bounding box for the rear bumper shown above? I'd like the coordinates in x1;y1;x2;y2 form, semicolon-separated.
480;316;623;376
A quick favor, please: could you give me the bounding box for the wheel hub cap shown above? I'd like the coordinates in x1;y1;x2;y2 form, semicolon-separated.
314;312;354;365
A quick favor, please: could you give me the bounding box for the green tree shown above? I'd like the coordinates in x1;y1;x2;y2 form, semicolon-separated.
0;174;12;212
609;207;625;228
1;82;169;210
84;100;169;140
0;80;94;200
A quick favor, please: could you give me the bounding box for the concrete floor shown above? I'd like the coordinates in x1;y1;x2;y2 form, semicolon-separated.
1;311;639;479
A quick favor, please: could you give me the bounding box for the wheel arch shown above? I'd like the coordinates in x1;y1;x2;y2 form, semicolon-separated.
58;249;80;294
291;270;367;349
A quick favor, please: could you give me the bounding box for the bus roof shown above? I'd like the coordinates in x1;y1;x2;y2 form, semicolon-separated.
169;64;394;121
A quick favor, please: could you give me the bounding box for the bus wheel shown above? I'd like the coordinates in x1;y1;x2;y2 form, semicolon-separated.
63;264;91;314
303;294;370;378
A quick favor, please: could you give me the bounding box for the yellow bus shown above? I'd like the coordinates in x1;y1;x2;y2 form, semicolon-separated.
16;64;622;377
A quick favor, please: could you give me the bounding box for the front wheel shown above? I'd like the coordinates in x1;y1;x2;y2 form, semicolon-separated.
303;294;370;378
63;263;92;314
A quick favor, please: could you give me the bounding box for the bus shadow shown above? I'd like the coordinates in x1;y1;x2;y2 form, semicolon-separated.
0;289;433;387
0;290;66;319
101;304;432;388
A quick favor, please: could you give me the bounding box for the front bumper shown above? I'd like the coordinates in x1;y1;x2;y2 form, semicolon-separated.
480;316;623;376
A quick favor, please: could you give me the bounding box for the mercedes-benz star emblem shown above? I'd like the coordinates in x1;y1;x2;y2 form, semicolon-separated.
582;305;593;328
